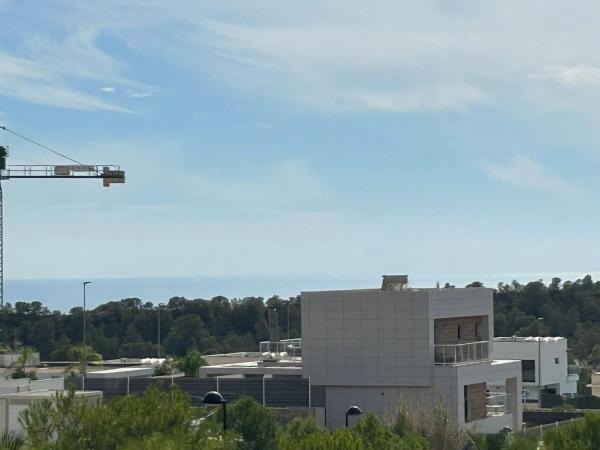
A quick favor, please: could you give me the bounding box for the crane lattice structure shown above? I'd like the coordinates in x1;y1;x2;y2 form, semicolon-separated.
0;125;125;342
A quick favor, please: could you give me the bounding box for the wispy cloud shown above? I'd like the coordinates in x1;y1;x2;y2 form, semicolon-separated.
0;14;155;111
480;155;578;194
125;89;153;99
5;1;600;114
531;66;600;86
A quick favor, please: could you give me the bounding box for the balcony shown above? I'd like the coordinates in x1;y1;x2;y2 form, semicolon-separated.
487;393;511;417
434;341;489;365
259;338;302;361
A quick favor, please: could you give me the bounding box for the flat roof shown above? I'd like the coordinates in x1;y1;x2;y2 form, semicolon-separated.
0;389;102;400
88;366;153;374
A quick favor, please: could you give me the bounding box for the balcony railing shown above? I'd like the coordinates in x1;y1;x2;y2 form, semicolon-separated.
487;393;511;417
567;365;579;377
434;341;489;365
259;338;302;361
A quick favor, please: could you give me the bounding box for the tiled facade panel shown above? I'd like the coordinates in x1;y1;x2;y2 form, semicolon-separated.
465;382;487;421
325;386;435;429
434;316;485;345
302;289;432;387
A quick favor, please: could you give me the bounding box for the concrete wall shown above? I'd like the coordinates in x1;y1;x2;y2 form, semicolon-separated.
428;288;494;355
0;353;40;368
301;289;432;387
324;385;437;429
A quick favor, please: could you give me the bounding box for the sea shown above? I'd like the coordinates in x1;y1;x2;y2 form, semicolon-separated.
5;271;599;313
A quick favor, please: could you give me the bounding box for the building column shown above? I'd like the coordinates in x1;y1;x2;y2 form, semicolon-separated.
506;377;522;431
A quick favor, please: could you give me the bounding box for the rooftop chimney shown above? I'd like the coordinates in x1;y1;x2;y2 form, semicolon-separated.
381;275;409;291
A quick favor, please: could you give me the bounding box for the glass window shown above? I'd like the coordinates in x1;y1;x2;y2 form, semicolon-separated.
522;359;536;382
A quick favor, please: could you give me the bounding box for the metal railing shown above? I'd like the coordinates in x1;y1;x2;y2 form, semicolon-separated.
487;393;511;416
259;338;302;360
434;341;489;365
567;365;579;377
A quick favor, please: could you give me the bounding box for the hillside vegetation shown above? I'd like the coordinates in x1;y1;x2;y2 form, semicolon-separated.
1;276;598;368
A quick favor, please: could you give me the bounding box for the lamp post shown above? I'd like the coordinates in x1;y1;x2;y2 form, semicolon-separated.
157;303;164;359
537;317;543;406
345;405;362;428
286;300;291;339
203;391;227;431
82;281;91;389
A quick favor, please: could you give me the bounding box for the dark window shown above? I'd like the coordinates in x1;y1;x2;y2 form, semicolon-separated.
522;360;536;382
555;357;559;364
464;385;468;422
458;324;462;340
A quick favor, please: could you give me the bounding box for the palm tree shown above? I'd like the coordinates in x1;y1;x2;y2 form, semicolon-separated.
0;431;24;449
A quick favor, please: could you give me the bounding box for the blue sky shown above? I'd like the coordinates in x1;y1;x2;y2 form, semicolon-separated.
0;1;599;284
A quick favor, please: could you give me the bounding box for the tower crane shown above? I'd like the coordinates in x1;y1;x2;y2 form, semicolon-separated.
0;125;125;341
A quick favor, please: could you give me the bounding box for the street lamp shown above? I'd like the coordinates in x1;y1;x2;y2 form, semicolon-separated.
537;317;543;406
203;391;227;431
345;405;362;428
157;303;164;359
82;281;91;389
286;300;291;339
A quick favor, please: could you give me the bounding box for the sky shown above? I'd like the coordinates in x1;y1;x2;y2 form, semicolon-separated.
0;1;599;286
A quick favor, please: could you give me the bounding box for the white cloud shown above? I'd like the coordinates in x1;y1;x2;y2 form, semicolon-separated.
125;89;152;98
5;1;600;114
100;86;116;93
480;155;578;194
532;66;600;86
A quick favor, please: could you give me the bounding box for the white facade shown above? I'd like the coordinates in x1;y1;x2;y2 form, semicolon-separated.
301;278;523;432
0;389;102;434
493;337;578;403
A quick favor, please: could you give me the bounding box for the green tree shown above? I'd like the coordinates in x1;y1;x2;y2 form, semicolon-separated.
176;348;206;377
165;315;218;356
543;412;600;449
227;396;278;450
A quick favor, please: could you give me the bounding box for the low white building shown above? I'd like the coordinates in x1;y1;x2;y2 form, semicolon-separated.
0;389;102;434
492;337;578;405
0;377;102;434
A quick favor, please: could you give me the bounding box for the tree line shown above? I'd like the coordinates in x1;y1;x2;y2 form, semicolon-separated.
1;295;300;360
2;275;600;368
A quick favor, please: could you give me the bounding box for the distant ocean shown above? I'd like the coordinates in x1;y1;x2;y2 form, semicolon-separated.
5;271;599;312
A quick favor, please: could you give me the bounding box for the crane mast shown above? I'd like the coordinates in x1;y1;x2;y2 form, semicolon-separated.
0;129;125;343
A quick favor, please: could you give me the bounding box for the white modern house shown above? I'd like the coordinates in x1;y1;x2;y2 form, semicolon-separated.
301;275;522;432
493;336;578;406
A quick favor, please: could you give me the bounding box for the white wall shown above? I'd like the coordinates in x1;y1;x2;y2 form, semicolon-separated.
493;338;570;393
